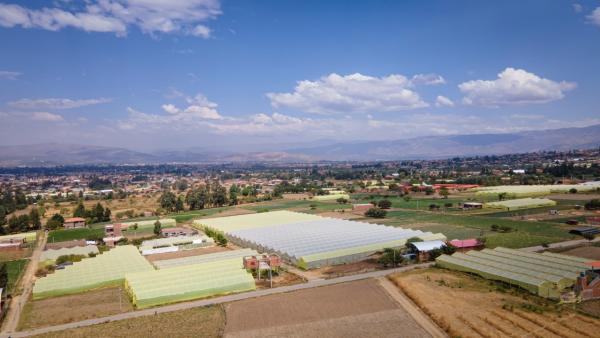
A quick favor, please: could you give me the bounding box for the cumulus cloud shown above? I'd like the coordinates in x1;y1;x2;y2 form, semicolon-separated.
0;70;21;80
0;0;221;38
30;112;64;122
458;68;576;107
267;73;430;114
435;95;454;107
161;104;180;114
588;7;600;26
9;97;111;110
161;93;223;120
410;73;446;86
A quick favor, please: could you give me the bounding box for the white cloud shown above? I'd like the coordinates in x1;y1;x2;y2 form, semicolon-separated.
267;73;429;114
435;95;454;107
161;104;180;114
0;70;21;80
9;97;111;109
458;68;576;107
161;93;223;120
30;112;64;122
0;0;221;38
573;4;583;13
410;73;446;86
588;7;600;26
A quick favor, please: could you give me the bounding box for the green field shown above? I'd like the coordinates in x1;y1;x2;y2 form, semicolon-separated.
47;228;105;242
382;210;576;249
5;259;28;293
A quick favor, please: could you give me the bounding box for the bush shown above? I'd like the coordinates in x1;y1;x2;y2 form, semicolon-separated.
377;199;392;209
569;188;578;194
444;203;453;208
365;207;387;218
55;254;86;265
584;199;600;210
336;198;349;204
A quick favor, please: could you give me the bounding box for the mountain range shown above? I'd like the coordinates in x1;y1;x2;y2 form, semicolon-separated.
1;124;599;166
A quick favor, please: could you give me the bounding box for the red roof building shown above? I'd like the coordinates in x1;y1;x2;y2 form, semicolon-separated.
63;217;86;229
449;239;484;252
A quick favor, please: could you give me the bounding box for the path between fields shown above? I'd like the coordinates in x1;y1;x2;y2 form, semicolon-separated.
4;263;435;338
377;277;447;338
520;237;600;252
2;231;47;334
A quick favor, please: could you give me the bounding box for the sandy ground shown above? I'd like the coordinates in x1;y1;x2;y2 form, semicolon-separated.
311;258;383;279
18;287;134;331
317;211;363;219
282;193;310;200
389;268;600;338
558;246;600;260
254;270;304;289
223;279;430;338
30;305;225;338
145;245;231;263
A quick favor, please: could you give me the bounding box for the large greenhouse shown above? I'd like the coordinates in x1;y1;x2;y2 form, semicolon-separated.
195;211;446;269
125;257;255;309
474;181;600;197
436;247;591;299
33;245;154;299
484;198;557;211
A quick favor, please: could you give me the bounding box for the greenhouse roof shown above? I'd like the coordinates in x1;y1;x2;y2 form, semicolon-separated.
152;248;258;269
484;198;556;210
467;250;576;279
194;210;320;232
33;245;154;299
41;245;99;261
139;235;213;251
475;182;600;196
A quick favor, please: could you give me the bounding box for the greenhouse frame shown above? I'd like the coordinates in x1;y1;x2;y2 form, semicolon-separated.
125;258;255;309
33;245;154;299
436;247;591;299
196;211;446;269
484;198;556;211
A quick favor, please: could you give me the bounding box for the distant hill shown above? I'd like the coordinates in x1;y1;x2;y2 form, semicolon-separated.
1;124;599;166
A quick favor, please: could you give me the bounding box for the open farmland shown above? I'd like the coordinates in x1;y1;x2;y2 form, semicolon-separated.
18;287;133;330
389;268;600;338
29;305;225;338
224;279;431;338
555;245;600;260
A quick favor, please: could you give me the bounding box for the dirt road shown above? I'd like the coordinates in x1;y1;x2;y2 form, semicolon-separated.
2;231;47;334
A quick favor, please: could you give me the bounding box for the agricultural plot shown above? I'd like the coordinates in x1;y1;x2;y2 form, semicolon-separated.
436;247;590;299
40;245;99;262
484;197;557;211
311;193;350;201
0;231;38;242
33;245;154;299
475;181;600;197
390;268;600;338
6;259;28;293
47;227;104;242
224;279;430;338
125;257;255;308
152;248;258;269
196;211;445;269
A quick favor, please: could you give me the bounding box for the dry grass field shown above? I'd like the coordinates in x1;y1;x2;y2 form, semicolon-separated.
19;287;134;330
223;279;430;338
31;305;225;338
389;268;600;338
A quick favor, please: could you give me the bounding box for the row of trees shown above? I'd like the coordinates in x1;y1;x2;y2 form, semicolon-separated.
0;208;42;234
73;202;112;224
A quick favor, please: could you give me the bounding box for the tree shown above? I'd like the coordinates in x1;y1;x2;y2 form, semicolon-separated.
569;188;578;194
73;202;86;218
46;213;64;230
211;182;228;207
8;214;30;233
498;192;508;201
174;179;189;192
0;263;7;290
103;207;112;222
92;203;105;222
337;197;349;204
159;191;177;212
403;195;412;202
584;199;600;211
439;187;449;199
175;196;185;212
153;220;162;235
0;205;6;227
378;248;403;268
29;208;41;229
365;207;387;218
186;186;208;210
377;199;392;209
229;184;240;205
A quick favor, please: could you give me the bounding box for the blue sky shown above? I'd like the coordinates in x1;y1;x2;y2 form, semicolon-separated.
0;0;599;152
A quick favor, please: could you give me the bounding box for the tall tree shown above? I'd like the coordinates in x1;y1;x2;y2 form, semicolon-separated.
153;220;162;235
29;208;41;229
73;202;86;218
229;184;239;205
175;196;185;212
159;191;177;212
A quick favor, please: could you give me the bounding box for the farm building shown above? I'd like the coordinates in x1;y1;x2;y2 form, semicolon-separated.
461;202;483;210
33;245;154;299
449;239;484;252
569;227;600;237
160;227;196;237
436;247;592;299
576;261;600;300
484;198;556;211
408;240;446;262
194;211;446;269
63;217;86;229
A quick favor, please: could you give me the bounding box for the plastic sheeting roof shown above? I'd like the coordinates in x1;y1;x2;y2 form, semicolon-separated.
41;245;99;261
410;240;446;252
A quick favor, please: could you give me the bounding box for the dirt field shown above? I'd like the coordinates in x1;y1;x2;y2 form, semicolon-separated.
311;258;383;279
224;279;430;338
31;305;225;338
282;193;310;200
145;245;231;263
19;287;134;330
389;268;600;338
577;299;600;318
254;270;304;289
559;246;600;260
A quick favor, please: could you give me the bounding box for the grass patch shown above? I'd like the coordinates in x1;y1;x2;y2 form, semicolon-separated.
6;259;28;293
47;228;105;242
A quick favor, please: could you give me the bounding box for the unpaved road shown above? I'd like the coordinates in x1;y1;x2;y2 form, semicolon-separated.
2;231;47;334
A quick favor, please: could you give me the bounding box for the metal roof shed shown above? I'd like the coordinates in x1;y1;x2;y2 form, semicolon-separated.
410;240;446;252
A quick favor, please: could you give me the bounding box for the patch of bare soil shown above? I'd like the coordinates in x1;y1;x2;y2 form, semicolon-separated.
18;287;134;330
201;207;256;219
254;270;304;289
224;279;430;338
559;246;600;260
389;268;600;338
315;258;383;278
317;211;363;219
577;299;600;318
282;193;310;200
145;245;231;263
